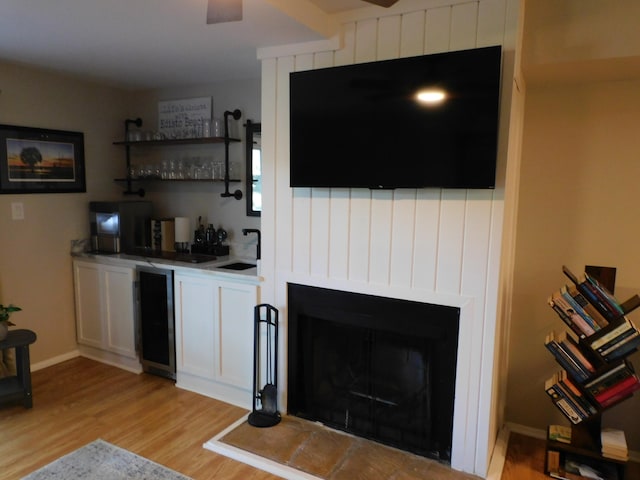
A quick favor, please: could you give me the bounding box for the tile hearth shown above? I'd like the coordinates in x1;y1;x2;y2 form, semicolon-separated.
207;415;480;480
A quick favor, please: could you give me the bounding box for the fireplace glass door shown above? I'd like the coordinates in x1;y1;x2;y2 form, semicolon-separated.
287;283;460;461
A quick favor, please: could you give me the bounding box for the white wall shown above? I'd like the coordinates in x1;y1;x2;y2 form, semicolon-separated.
258;0;519;476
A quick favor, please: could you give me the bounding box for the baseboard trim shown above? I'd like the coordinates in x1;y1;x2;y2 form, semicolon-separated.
505;422;546;440
31;350;80;372
487;424;511;480
76;345;143;374
28;348;143;375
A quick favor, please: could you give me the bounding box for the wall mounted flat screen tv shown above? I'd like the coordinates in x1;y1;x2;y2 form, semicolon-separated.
289;45;502;189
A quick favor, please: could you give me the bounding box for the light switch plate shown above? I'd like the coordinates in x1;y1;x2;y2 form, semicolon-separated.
11;202;24;220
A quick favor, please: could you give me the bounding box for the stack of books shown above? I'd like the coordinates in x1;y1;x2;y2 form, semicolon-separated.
545;330;596;383
545;370;598;423
583;360;640;408
550;266;640;362
563;266;626;322
588;317;640;362
549;288;601;338
601;428;628;462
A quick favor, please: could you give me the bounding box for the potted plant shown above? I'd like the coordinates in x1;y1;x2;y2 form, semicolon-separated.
0;304;21;341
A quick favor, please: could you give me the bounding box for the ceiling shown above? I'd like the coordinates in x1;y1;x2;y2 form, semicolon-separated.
0;0;373;90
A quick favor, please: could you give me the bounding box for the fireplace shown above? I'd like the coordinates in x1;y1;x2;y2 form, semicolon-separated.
287;283;460;461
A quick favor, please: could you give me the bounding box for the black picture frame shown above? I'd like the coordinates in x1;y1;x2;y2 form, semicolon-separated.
0;124;86;194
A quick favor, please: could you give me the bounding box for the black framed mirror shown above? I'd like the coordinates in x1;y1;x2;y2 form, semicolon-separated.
245;120;261;217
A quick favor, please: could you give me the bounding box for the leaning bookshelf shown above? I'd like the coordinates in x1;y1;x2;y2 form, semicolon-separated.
544;266;640;480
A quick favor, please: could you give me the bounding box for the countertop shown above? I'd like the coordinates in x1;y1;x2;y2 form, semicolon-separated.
72;251;262;283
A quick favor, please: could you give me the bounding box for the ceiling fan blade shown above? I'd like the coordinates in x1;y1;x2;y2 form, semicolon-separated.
363;0;400;6
207;0;243;24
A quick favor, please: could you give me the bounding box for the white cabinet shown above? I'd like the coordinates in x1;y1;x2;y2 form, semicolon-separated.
217;280;256;388
174;273;216;380
73;261;103;349
73;259;137;362
72;255;260;401
174;271;258;408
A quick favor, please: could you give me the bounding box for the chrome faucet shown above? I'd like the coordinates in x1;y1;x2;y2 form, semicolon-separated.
242;228;261;260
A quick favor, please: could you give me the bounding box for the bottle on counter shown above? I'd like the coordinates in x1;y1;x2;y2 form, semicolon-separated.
194;226;205;245
205;224;216;246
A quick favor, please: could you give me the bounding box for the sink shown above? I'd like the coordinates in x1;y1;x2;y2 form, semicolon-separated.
218;262;256;271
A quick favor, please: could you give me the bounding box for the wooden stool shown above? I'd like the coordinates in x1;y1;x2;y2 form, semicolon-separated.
0;329;37;408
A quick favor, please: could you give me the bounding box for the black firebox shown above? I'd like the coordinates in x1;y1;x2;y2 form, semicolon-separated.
287;283;460;461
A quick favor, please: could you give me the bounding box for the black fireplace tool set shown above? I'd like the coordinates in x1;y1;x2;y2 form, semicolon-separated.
248;303;281;427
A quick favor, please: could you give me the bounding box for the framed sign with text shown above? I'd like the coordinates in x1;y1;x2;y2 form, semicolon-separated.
158;97;212;139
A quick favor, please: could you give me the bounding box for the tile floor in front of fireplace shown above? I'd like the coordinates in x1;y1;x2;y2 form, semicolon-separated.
220;415;481;480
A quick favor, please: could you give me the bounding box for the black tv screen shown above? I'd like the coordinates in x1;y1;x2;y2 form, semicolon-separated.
289;45;502;189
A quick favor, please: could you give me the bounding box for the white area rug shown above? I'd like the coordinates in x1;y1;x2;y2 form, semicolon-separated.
22;439;192;480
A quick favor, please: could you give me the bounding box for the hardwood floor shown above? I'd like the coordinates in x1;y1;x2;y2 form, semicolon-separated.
0;357;278;480
1;357;637;479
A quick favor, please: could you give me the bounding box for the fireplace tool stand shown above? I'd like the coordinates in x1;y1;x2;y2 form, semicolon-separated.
248;303;281;427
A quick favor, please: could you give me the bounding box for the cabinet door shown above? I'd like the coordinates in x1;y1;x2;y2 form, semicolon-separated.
73;261;104;349
103;265;136;358
174;273;216;380
216;280;258;390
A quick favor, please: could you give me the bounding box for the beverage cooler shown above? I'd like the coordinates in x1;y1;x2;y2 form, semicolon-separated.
137;266;175;380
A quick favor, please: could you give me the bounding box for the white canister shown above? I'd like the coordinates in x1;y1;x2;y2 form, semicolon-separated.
174;217;191;243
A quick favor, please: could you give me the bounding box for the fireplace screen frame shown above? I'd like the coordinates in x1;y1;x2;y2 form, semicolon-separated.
287;283;460;461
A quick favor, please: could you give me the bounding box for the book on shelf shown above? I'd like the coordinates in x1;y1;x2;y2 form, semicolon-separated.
546;370;598;420
563;265;624;321
589;317;640;360
557;397;583;424
600;330;640;361
549;295;589;339
558;370;598;416
566;283;610;329
583;360;635;396
550;290;596;337
583;271;625;317
560;285;602;332
545;374;591;423
545;331;592;382
580;360;640;408
594;374;640;408
547;449;562;475
545;376;583;424
601;428;628;462
549;424;572;444
595;323;638;353
557;330;597;373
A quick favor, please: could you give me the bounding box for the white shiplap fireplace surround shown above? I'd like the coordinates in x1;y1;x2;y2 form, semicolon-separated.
258;1;520;477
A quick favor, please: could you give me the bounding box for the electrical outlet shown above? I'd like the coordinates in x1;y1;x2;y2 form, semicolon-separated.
11;202;24;220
